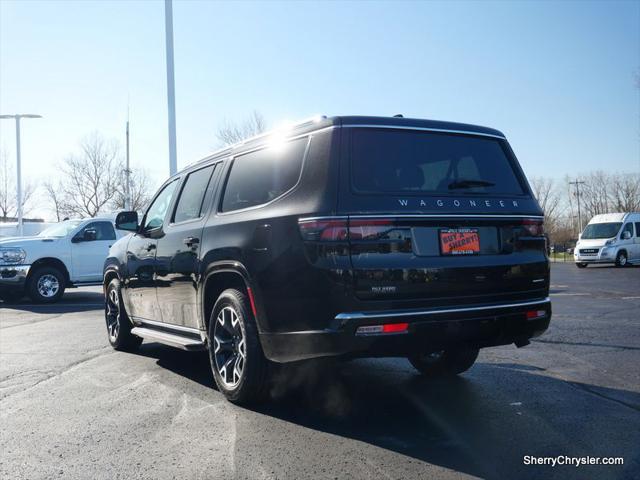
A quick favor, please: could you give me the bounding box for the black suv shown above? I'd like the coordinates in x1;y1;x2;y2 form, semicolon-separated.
104;115;551;404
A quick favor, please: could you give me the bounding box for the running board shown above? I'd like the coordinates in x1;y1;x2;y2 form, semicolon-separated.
131;327;206;351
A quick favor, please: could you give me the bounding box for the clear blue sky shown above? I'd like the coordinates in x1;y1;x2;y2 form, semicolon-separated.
1;0;638;219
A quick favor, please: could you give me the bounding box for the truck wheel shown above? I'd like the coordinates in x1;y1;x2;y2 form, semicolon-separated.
105;278;142;351
408;347;479;377
27;266;66;304
208;289;270;404
615;251;628;267
576;263;587;268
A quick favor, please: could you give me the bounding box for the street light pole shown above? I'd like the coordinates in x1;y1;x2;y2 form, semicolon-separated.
164;0;177;176
0;114;42;236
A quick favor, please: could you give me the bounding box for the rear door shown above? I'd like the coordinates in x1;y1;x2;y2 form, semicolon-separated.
155;163;219;328
339;126;548;307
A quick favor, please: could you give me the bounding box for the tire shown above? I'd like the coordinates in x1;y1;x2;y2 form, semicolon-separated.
208;289;269;404
576;263;587;269
408;347;479;377
615;251;628;268
105;278;142;351
27;266;66;304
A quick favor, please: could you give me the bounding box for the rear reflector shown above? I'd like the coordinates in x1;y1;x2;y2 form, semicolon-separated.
526;310;546;320
356;322;409;335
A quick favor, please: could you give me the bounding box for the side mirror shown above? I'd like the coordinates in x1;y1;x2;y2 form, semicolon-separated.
116;211;139;232
622;231;631;240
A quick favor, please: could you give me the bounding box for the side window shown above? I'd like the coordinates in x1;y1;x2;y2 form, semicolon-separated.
76;221;116;241
635;223;640;238
221;137;308;213
172;164;216;223
621;223;633;239
143;180;179;231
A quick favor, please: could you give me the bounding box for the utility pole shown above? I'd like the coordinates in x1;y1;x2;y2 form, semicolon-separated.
569;180;586;235
164;0;177;176
125;117;131;210
0;114;42;236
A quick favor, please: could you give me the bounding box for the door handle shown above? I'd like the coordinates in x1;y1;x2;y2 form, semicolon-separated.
145;243;156;251
184;237;200;247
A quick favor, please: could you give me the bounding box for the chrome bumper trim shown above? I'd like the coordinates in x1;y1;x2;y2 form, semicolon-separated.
0;264;30;285
335;297;551;321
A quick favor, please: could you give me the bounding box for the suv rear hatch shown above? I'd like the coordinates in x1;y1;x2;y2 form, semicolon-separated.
337;125;548;307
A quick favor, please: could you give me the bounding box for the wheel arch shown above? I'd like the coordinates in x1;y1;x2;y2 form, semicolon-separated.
201;262;263;334
28;257;71;286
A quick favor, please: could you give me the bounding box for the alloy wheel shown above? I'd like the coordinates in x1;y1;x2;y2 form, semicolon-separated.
213;306;246;388
37;274;60;298
105;287;120;340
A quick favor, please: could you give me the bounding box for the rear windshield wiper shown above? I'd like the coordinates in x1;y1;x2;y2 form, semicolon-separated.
448;179;496;190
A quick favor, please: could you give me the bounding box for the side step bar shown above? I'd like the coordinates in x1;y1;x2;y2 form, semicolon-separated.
131;327;206;351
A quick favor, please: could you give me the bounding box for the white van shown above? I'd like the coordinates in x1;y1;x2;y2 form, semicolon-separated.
574;212;640;267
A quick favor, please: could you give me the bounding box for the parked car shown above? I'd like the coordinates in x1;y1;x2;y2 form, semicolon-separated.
0;216;125;303
574;212;640;267
103;115;551;404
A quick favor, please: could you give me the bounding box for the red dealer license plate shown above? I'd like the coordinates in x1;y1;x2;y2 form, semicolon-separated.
440;228;481;255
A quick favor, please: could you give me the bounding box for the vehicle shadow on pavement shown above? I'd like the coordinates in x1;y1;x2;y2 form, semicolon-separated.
0;290;105;314
132;345;640;480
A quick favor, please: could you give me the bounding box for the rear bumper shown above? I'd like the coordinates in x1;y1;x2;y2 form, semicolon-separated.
260;297;551;363
0;264;30;292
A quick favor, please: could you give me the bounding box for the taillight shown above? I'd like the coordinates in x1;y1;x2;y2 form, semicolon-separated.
298;218;348;241
348;218;394;240
522;219;545;236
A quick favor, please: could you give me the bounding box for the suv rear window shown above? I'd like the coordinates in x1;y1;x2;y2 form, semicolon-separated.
221;137;308;212
351;129;525;195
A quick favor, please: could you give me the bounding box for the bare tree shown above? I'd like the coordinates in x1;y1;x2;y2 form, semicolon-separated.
531;176;565;240
0;149;37;220
47;132;121;218
111;166;153;212
215;111;267;146
43;180;65;222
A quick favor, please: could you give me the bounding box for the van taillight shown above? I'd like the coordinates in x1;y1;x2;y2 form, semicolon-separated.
522;219;545;236
298;219;348;241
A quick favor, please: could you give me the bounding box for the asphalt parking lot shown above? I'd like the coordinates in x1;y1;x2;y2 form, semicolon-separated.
1;263;639;480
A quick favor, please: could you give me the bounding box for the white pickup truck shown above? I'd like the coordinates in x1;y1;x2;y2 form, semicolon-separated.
0;217;126;303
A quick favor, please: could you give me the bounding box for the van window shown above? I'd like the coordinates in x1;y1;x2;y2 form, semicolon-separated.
221;138;307;212
635;223;640;237
173;164;215;223
581;222;622;239
351;129;525;195
621;223;633;239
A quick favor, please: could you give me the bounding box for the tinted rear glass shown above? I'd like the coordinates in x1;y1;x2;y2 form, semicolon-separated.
221;137;308;212
351;129;525;195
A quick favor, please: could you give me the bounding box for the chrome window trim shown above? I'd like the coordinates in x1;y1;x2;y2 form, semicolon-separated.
335;297;551;321
341;124;507;140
